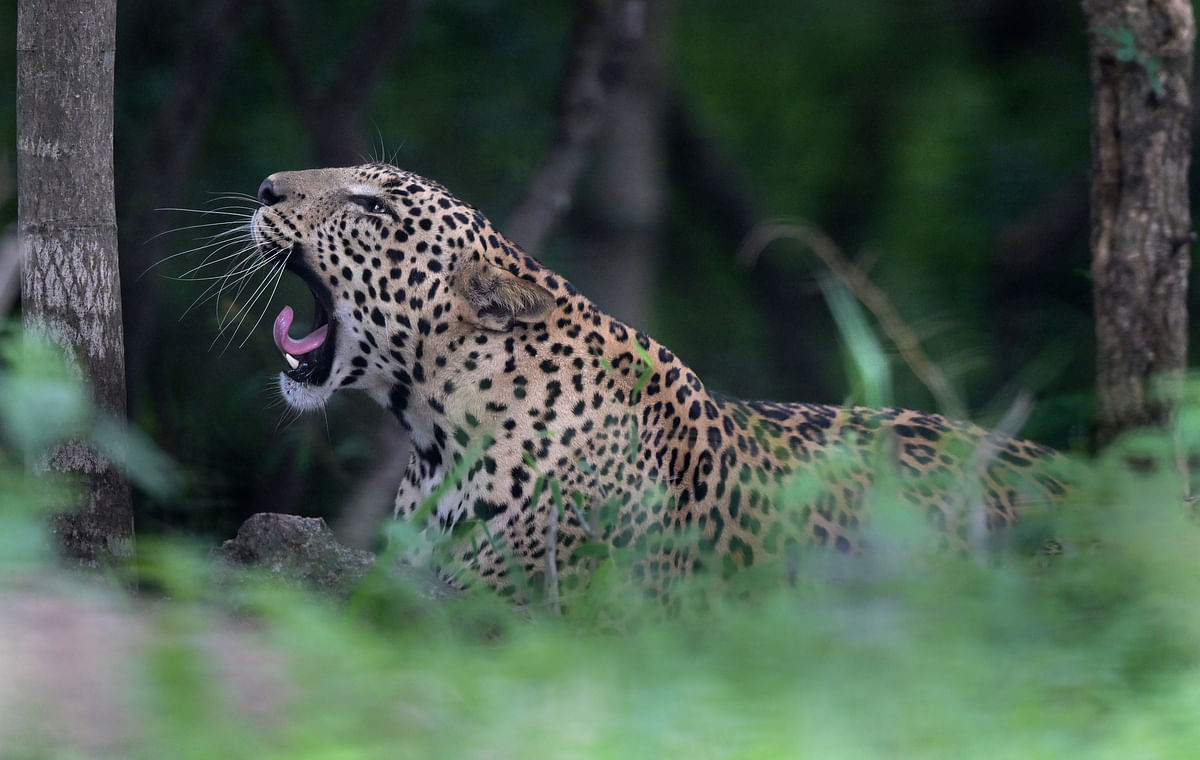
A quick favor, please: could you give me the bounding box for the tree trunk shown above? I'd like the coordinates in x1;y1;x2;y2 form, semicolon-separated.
121;0;255;411
1083;0;1194;445
572;1;671;327
506;0;647;255
17;0;134;566
263;0;427;166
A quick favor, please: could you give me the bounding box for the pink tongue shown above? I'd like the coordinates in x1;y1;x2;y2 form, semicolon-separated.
273;306;329;355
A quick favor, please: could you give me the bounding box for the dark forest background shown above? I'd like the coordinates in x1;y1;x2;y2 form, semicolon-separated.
0;1;1177;543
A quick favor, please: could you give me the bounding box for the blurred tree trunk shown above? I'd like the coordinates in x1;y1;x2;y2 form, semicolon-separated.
332;417;410;549
1083;0;1194;445
263;0;427;165
17;0;134;566
572;2;671;326
506;0;646;255
121;0;254;411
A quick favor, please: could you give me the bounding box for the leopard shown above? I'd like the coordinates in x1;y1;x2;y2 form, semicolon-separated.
248;162;1069;602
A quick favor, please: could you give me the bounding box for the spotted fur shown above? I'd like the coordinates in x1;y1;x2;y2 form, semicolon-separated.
250;163;1068;599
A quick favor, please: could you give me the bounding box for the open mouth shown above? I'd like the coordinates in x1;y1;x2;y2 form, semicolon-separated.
271;257;336;386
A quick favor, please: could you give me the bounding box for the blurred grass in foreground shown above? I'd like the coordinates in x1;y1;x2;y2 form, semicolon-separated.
3;329;1200;759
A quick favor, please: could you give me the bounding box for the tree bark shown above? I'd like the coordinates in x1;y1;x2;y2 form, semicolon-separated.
1083;0;1194;445
17;0;133;566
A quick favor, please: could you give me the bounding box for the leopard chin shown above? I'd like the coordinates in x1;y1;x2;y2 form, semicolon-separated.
277;371;336;411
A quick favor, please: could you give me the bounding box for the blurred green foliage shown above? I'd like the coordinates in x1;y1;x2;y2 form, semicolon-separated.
0;327;179;569
5;322;1200;757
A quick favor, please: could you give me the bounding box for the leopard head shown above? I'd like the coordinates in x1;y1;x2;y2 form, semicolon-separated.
251;163;554;418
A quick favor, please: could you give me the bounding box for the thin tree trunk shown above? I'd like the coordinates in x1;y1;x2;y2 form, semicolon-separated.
1083;0;1194;445
17;0;133;566
263;0;427;165
121;0;255;411
506;0;647;255
572;1;671;327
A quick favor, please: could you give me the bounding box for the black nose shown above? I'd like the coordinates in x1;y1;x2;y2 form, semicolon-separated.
257;178;284;206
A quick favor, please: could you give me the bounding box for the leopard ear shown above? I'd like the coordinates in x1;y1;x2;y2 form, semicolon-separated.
456;261;554;331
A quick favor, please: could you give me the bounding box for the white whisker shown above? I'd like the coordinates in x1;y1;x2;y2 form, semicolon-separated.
155;207;256;217
179;243;272;323
144;219;247;245
173;242;261;282
147;233;254;278
212;255;287;353
238;255;291;348
178;246;266;320
208;191;258;202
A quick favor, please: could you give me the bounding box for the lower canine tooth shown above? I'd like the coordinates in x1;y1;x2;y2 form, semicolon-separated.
284;353;299;369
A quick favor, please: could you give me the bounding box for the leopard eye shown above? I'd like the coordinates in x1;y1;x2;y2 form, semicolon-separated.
349;195;388;215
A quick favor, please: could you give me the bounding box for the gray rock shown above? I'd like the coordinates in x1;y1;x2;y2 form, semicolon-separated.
214;512;461;601
214;512;376;595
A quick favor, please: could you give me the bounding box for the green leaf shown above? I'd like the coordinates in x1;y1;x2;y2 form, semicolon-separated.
631;339;655;401
411;433;494;524
91;416;181;500
0;333;90;456
572;541;611;559
817;274;892;408
1099;25;1135;47
529;475;547;511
